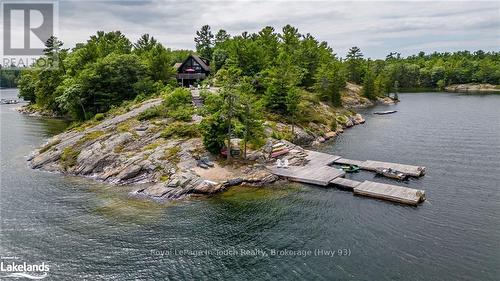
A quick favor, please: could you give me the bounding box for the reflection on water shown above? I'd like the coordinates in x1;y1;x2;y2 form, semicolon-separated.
1;89;499;280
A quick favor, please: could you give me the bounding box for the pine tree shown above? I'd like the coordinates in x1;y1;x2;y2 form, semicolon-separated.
194;25;214;59
346;46;364;84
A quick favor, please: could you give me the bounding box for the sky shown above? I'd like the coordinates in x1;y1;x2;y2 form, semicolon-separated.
6;0;500;59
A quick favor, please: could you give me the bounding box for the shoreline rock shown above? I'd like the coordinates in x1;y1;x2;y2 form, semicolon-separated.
445;83;500;93
16;104;65;118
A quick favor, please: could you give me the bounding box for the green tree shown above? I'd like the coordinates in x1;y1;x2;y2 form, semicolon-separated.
214;29;230;46
314;60;346;106
17;70;37;102
346;46;364;84
285;87;301;138
134;35;175;84
374;74;389;97
362;66;376;100
237;79;264;159
264;52;304;112
194;25;214;59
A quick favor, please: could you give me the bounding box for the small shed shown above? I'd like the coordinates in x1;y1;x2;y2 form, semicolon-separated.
175;54;211;87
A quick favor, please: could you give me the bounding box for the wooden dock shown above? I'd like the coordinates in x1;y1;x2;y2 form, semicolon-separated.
353;181;425;206
333;158;426;177
330;178;425;205
268;149;426;206
268;151;344;186
330;177;361;190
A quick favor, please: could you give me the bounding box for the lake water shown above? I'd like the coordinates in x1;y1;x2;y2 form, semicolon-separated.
1;88;499;280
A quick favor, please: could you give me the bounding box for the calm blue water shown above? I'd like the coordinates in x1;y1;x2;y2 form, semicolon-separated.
1;89;499;280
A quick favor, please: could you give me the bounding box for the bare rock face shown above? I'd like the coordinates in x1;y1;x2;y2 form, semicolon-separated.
353;113;365;124
28;98;282;201
292;126;315;145
134;171;226;200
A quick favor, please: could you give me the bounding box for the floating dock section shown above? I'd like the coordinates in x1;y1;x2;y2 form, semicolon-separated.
330;178;425;206
333;158;426;177
268;150;426;206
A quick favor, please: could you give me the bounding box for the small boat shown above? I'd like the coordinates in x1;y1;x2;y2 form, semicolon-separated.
375;167;407;180
271;148;289;158
197;160;209;169
341;165;360;173
0;99;19;104
374;110;397;115
200;157;215;167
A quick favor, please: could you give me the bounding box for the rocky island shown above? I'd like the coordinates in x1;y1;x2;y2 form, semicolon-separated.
26;84;380;201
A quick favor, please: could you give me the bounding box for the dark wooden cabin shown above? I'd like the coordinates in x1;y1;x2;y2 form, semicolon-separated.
175;55;211;87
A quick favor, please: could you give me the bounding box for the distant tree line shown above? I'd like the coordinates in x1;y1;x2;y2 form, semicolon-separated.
0;67;20;88
355;49;500;99
16;25;500;155
197;24;500;101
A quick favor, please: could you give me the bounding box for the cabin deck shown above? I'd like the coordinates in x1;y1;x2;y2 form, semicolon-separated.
268;149;426;206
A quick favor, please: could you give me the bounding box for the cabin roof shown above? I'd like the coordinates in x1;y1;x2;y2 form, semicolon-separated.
176;54;210;72
191;54;210;72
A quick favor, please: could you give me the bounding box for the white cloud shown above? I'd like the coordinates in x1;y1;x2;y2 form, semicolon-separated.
51;0;500;58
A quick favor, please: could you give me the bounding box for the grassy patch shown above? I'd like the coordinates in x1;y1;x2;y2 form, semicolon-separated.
160;174;170;182
76;130;105;146
336;115;349;125
114;144;125;154
137;105;167;121
160;122;200;139
39;139;61;153
143;142;161;151
271;128;293;142
60;147;80;169
161;146;181;164
117;119;140;137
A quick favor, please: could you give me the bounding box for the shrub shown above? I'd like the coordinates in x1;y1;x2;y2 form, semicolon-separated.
94;113;105;121
200;113;227;154
160;122;200;139
336;115;349;125
330;120;338;131
167;106;193;122
162;88;194;121
60;147;80;169
164;88;191;108
137;105;167;121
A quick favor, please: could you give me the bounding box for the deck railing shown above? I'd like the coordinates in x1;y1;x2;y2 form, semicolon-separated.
177;73;206;80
